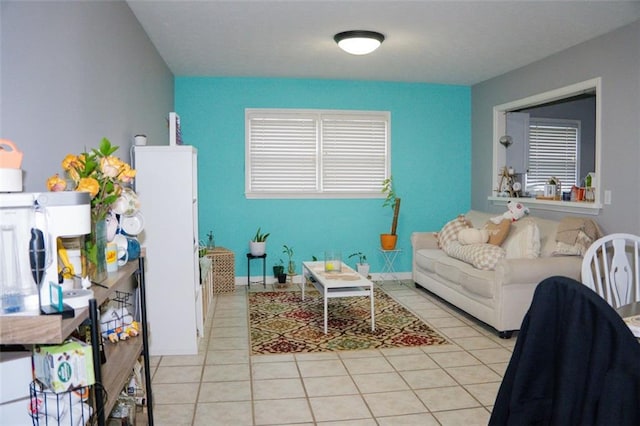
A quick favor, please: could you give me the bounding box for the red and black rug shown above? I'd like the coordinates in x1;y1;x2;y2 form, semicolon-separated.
249;287;450;354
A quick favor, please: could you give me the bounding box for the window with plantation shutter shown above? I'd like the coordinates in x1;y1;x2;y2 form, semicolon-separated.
526;118;580;193
246;109;390;198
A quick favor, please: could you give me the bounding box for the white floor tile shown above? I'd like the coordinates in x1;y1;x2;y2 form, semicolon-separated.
150;279;513;425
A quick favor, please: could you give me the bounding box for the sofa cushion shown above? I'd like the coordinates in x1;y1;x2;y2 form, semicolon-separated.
483;219;511;246
444;241;506;271
436;215;471;249
434;256;496;298
414;248;449;273
502;218;541;259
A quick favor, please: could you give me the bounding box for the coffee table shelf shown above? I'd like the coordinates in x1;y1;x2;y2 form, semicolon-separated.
302;261;375;334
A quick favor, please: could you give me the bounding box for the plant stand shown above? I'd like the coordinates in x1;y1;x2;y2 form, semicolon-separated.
246;253;267;288
379;248;402;283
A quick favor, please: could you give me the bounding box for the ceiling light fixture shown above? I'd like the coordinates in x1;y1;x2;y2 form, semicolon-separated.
334;30;385;55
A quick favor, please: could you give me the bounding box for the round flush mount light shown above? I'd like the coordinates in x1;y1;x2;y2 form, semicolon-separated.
334;30;385;55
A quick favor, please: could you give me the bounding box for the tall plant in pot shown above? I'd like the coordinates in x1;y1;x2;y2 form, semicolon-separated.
348;252;370;277
381;176;401;250
250;227;269;256
282;244;295;275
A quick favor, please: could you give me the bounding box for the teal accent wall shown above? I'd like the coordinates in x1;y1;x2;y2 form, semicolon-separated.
175;77;471;276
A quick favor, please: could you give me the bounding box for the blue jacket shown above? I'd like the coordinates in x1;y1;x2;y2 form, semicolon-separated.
490;276;640;426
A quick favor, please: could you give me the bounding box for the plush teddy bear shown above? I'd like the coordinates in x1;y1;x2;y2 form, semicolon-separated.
490;200;530;224
457;228;490;245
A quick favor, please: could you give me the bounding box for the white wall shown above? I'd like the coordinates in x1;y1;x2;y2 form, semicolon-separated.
472;20;640;234
1;1;174;191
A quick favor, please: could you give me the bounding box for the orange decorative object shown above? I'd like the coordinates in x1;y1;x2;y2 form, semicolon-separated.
0;139;23;168
380;234;398;250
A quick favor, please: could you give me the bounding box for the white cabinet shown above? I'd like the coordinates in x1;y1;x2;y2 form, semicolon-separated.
134;146;201;355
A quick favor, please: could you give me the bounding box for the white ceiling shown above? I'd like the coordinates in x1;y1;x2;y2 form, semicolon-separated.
127;0;640;85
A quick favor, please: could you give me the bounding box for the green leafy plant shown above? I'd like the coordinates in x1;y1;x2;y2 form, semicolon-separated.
273;259;285;277
252;227;270;242
381;176;401;236
283;245;295;274
282;245;294;262
348;252;367;264
382;176;397;210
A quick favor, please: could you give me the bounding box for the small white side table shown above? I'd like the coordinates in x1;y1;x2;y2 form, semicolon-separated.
379;248;402;283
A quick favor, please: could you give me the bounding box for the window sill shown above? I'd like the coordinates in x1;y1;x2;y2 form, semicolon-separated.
488;196;602;215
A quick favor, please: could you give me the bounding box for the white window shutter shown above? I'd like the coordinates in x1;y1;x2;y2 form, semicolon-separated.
527;119;579;192
246;109;390;198
321;116;388;192
248;115;318;192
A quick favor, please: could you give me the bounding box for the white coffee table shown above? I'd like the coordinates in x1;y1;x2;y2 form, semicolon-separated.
302;261;375;334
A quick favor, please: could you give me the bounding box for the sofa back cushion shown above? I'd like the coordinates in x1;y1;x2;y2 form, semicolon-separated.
502;218;541;259
466;210;560;258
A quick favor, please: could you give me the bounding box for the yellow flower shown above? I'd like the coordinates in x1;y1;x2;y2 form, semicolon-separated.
48;138;136;222
46;174;67;192
62;154;82;181
77;177;100;198
61;154;79;171
118;163;136;183
100;156;122;178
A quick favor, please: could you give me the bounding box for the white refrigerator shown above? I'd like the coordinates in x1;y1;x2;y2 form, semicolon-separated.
134;145;202;355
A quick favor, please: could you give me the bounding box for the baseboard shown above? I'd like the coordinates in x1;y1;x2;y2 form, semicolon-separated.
235;271;412;286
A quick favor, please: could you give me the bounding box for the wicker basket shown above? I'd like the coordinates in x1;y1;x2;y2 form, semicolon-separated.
208;247;235;293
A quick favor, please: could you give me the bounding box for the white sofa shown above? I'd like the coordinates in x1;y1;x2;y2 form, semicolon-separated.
411;210;584;338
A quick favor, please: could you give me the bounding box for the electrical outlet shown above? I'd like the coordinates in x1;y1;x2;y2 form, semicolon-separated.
604;190;612;205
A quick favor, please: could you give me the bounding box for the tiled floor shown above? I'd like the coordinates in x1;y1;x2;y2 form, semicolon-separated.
146;281;517;425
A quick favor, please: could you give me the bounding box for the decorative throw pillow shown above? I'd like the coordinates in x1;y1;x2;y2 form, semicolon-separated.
483;219;511;246
444;241;506;271
552;235;586;256
436;215;472;249
502;218;541;259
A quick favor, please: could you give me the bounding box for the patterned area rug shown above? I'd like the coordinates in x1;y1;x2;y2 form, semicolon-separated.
249;287;450;354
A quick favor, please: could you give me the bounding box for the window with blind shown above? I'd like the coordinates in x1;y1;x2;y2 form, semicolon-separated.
526;118;580;193
245;109;390;198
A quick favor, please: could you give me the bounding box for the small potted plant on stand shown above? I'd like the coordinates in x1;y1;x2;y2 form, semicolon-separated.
283;244;295;283
273;259;286;283
381;176;401;250
250;227;269;256
349;252;370;277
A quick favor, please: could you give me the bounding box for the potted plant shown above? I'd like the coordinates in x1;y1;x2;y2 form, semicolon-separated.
273;259;285;278
283;244;295;275
348;252;370;277
250;227;269;256
381;176;401;250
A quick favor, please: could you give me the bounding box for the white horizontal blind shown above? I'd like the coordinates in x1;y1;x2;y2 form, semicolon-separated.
246;109;390;198
527;118;579;192
248;113;318;192
322;115;387;192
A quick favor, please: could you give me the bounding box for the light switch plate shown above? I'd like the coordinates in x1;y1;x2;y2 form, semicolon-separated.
604;190;612;205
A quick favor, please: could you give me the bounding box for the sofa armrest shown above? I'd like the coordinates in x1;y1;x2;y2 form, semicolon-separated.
411;232;438;250
496;256;583;286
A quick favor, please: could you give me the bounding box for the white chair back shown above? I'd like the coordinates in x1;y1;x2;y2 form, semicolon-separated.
581;233;640;309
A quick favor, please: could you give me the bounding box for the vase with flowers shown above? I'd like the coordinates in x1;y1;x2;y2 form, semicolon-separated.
47;138;136;282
